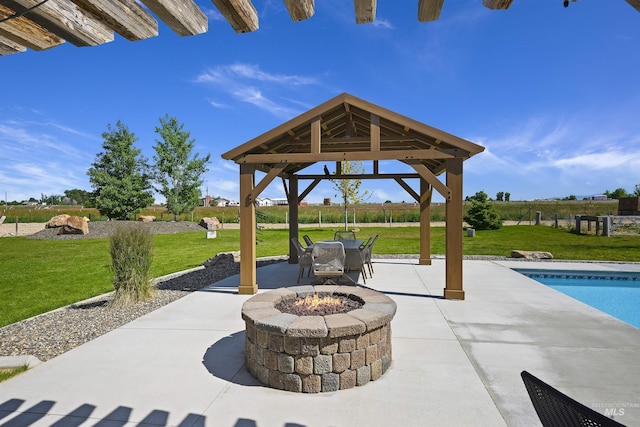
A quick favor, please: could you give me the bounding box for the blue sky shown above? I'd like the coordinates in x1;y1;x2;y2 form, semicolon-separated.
2;0;640;204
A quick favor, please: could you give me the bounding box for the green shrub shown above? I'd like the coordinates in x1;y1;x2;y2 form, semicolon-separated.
464;191;502;230
109;225;154;308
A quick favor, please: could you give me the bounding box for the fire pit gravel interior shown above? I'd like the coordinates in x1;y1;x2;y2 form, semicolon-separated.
242;285;397;393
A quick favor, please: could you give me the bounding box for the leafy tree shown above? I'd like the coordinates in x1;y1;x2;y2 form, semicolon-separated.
87;121;154;220
64;189;93;206
496;192;504;202
563;195;577;201
463;190;502;230
330;160;370;230
634;184;640;197
504;192;511;202
152;115;211;221
604;188;630;199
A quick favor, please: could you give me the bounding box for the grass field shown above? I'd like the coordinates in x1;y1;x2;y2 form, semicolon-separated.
1;224;638;328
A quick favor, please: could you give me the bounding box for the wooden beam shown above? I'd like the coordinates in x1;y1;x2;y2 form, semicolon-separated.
298;173;420;180
394;178;419;203
444;158;464;300
283;0;314;22
419;179;432;265
0;34;25;54
210;0;258;33
371;113;380;152
405;160;450;200
140;0;207;36
288;175;299;263
239;164;257;294
0;4;65;50
71;0;158;41
626;0;640;12
280;175;290;201
238;149;455;164
5;0;113;47
249;163;286;202
418;0;444;22
311;117;321;153
354;0;376;24
482;0;514;10
299;178;321;202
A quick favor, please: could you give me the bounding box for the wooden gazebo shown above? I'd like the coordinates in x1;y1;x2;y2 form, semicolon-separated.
222;93;484;300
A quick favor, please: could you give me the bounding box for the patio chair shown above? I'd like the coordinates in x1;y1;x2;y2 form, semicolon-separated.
291;238;312;283
311;241;352;285
303;235;314;246
334;230;356;241
521;371;625;427
361;234;378;276
344;245;367;284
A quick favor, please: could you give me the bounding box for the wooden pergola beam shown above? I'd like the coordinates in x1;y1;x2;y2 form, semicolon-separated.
406;160;451;200
249;163;286;202
354;0;376;24
71;0;159;41
140;0;207;36
283;0;314;22
483;0;514;10
0;4;65;50
4;0;113;47
626;0;640;12
238;149;455;164
299;178;322;202
210;0;258;33
0;34;25;54
418;0;444;22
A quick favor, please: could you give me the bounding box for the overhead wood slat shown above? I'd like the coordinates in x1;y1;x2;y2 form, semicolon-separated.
0;34;26;54
70;0;158;41
354;0;376;24
0;4;64;51
210;0;258;33
4;0;113;47
283;0;314;22
140;0;207;36
626;0;640;12
418;0;444;22
482;0;514;10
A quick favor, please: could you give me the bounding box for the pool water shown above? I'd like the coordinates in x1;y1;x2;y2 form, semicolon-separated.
516;270;640;329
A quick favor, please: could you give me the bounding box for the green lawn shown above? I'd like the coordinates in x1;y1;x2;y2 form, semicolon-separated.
1;226;638;327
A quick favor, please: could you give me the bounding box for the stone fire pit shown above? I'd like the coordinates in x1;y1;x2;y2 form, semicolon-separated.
241;285;396;393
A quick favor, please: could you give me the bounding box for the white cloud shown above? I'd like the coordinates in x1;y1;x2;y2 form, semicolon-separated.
371;19;394;30
194;64;322;118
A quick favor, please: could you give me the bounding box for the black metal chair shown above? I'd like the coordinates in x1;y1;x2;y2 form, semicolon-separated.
521;371;626;427
303;235;313;246
290;238;312;283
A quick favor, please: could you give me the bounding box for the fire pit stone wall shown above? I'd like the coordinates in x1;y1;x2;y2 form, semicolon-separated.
242;285;397;393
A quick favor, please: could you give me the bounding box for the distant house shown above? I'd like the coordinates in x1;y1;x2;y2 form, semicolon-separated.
255;198;274;207
270;198;288;206
590;195;608;201
226;200;240;207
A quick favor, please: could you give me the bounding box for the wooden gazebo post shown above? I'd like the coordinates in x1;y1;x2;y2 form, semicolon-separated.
238;164;257;294
419;178;432;265
444;158;464;300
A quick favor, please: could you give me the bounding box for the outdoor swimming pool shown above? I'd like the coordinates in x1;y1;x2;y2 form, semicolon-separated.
515;270;640;329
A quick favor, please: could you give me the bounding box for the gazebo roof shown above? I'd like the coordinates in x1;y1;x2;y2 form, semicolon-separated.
221;92;485;177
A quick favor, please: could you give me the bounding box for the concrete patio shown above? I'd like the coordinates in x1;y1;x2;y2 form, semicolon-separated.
1;258;639;427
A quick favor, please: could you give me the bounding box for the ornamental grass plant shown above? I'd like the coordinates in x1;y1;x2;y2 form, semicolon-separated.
109;225;154;308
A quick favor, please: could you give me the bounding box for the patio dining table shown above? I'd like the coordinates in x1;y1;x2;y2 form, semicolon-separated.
305;239;365;251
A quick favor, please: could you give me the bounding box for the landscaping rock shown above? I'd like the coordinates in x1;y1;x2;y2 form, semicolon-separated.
58;216;89;235
511;250;553;259
138;215;156;222
46;214;70;228
199;217;220;230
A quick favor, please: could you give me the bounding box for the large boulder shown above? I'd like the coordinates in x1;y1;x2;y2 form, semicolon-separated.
58;216;90;235
138;215;156;222
199;217;221;230
202;251;241;267
46;214;71;228
511;250;553;260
